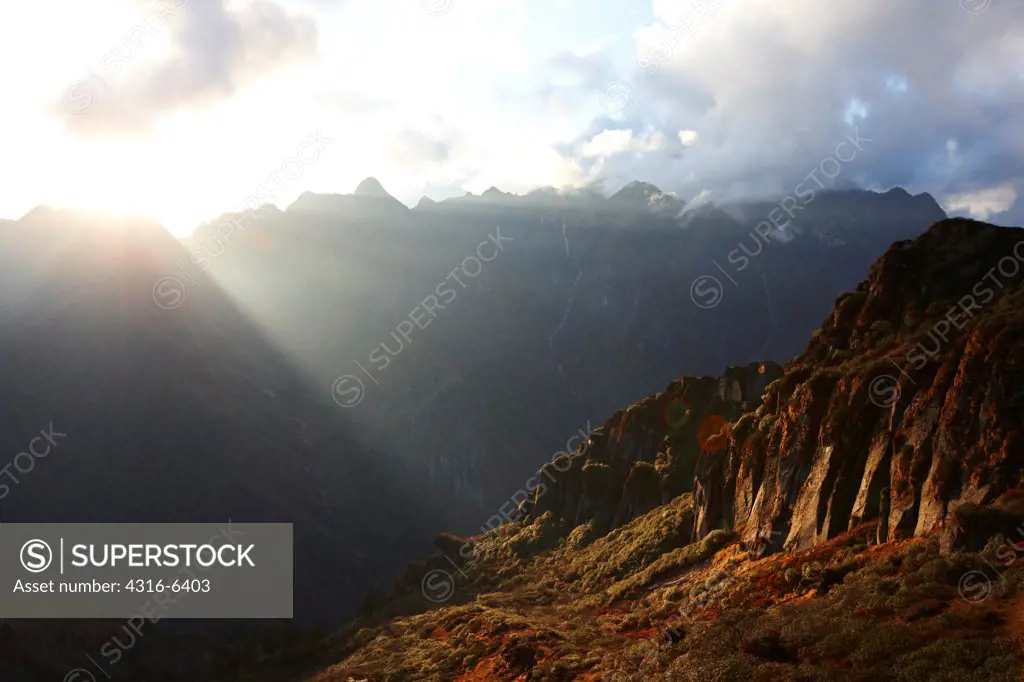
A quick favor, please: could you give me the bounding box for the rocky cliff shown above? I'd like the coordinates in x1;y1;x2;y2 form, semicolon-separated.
264;218;1024;682
696;218;1024;553
526;218;1024;557
523;361;784;534
190;184;945;541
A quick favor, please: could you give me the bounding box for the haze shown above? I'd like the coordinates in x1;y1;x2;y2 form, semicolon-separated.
0;0;1020;236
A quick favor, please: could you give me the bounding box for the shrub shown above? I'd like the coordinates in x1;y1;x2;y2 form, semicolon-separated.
608;529;735;601
891;637;1019;682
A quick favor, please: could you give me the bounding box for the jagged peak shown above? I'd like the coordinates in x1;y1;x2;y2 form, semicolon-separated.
354;177;393;198
609;181;665;201
607;181;686;217
481;186;511;200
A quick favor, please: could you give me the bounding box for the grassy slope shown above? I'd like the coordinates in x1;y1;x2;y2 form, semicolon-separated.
240;493;1024;681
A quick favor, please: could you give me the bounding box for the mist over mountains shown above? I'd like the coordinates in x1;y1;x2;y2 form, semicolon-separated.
324;216;1024;682
0;177;948;622
12;164;1024;681
182;178;946;548
4;0;1024;678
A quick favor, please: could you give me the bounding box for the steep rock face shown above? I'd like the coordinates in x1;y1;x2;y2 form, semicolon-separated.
694;219;1024;552
525;219;1022;557
192;186;945;540
523;361;783;533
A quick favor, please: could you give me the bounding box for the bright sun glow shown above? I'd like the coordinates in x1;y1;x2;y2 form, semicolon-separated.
0;0;1019;234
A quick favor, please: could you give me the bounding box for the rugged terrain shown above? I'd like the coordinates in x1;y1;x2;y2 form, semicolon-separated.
281;218;1024;681
186;180;947;543
0;187;967;680
0;209;438;624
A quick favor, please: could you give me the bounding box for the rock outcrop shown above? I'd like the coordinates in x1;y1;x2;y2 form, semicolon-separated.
525;218;1024;556
523;361;783;533
694;219;1024;552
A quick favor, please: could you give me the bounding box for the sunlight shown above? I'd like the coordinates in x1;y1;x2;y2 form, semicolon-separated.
0;1;1022;677
41;138;211;237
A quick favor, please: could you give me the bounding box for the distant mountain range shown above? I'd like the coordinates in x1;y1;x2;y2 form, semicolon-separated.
182;178;946;536
294;216;1024;682
0;176;982;680
0;180;947;623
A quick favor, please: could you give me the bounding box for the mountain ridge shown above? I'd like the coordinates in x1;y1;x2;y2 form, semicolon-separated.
295;217;1024;682
9;182;949;235
178;185;948;548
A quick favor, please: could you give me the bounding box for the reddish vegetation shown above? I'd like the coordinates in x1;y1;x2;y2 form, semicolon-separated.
453;656;508;682
297;219;1024;682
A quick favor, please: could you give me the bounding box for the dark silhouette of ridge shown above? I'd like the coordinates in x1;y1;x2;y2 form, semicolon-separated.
0;210;443;624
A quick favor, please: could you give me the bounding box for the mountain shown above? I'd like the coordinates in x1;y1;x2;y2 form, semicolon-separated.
0;209;441;625
298;218;1024;681
0;182;952;679
287;177;409;220
608;180;686;217
185;182;946;543
353;176;392;198
522;217;1024;552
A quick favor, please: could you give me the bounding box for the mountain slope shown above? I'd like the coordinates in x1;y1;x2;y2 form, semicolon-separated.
521;217;1024;555
185;181;947;545
0;183;955;679
288;217;1024;682
0;210;441;624
692;218;1024;552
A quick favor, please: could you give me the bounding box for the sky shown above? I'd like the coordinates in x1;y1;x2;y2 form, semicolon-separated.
1;0;1023;236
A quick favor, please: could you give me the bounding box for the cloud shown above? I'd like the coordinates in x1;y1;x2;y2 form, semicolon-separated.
316;90;392;117
677;129;698;146
26;0;1024;230
547;0;1024;223
56;0;318;136
390;127;459;165
581;129;664;157
944;184;1019;220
